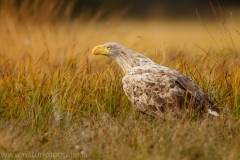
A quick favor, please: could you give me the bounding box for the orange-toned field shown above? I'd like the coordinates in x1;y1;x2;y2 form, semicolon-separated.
0;1;240;159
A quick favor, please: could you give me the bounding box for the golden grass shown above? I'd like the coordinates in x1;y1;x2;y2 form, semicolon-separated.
0;0;240;159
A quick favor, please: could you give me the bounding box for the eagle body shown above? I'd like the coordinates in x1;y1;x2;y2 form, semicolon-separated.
92;42;219;117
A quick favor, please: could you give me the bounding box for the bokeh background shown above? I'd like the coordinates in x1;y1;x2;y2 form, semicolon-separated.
1;0;239;60
71;0;240;19
5;0;240;19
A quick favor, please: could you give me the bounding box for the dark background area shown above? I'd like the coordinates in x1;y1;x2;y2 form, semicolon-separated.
71;0;240;19
1;0;240;20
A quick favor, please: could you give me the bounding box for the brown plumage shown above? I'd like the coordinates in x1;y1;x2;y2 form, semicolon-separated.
92;42;219;117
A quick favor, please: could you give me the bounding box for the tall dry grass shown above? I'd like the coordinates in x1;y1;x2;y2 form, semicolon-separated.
0;0;240;159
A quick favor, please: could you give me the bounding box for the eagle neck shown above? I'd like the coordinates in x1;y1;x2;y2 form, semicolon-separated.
112;50;151;75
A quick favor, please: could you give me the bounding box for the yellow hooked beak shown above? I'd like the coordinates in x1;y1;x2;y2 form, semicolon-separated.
92;45;109;55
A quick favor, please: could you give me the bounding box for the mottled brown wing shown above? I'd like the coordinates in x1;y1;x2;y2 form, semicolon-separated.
122;66;215;117
167;70;219;112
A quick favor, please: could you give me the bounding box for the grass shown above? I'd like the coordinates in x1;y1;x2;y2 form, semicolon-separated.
0;0;240;159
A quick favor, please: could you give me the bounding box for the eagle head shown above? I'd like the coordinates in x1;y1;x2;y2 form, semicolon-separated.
92;42;121;58
92;42;153;74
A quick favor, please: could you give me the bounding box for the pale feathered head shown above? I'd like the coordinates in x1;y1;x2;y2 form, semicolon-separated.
92;42;153;74
92;42;124;58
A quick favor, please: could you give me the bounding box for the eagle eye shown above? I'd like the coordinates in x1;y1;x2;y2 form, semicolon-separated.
107;46;112;50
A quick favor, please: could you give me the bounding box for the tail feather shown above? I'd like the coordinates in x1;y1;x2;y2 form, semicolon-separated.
208;109;220;117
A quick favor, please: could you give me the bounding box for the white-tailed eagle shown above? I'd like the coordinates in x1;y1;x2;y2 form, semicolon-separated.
92;42;219;117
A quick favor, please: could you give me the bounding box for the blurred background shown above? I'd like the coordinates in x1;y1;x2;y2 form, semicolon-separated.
71;0;240;19
0;0;239;61
2;0;239;20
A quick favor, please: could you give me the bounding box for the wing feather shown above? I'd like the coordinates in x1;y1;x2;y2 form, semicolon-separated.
122;65;218;117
